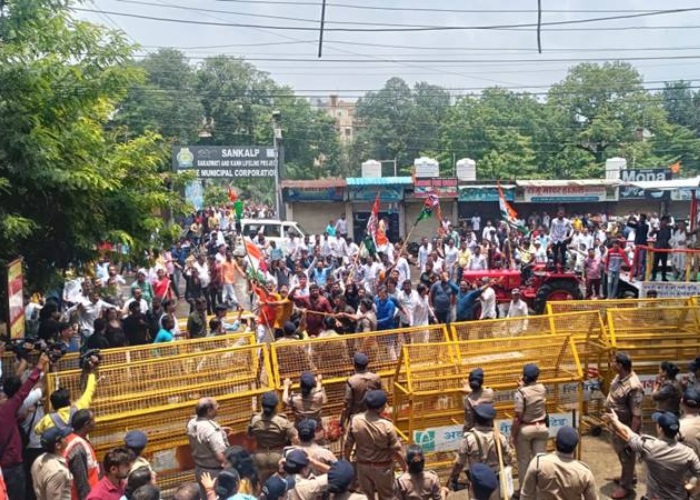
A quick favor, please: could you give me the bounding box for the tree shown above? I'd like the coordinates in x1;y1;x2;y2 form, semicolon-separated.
548;62;668;174
439;88;543;180
0;0;189;289
352;78;450;173
662;81;700;133
115;48;204;143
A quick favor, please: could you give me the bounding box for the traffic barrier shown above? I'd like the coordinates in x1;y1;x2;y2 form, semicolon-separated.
546;297;692;317
270;324;451;421
46;341;265;417
451;314;552;341
55;331;255;370
393;334;584;478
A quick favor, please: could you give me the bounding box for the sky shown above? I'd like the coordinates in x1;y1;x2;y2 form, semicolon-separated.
75;0;700;100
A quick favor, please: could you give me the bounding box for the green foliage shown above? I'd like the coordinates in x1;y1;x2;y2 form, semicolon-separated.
0;0;190;288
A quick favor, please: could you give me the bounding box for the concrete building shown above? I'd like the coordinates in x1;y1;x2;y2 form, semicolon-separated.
313;94;356;143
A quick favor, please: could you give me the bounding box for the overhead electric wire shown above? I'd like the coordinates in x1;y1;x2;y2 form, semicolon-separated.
72;7;700;32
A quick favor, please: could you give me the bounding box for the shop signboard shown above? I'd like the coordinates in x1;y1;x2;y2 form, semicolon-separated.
459;186;514;202
523;185;614;203
620;168;671;200
414;178;458;198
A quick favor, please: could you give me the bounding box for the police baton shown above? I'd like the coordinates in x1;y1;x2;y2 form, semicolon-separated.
492;421;509;500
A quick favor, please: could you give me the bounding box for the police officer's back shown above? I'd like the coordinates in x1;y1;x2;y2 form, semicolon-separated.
341;352;382;428
248;391;298;484
520;426;597;500
396;445;446;500
462;368;495;432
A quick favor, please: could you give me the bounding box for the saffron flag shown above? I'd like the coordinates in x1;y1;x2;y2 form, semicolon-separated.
228;187;238;202
244;239;267;282
367;192;380;242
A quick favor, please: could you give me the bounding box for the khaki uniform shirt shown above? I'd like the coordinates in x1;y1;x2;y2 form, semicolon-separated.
396;470;442;500
514;383;547;423
248;413;297;451
605;372;643;425
186;417;230;470
31;453;72;500
344;371;382;416
284;442;337;476
463;387;495;431
346;412;402;463
288;474;328;500
628;434;700;500
680;414;700;458
454;425;512;471
129;456;154;476
332;493;368;500
652;380;682;414
520;452;597;500
286;388;327;425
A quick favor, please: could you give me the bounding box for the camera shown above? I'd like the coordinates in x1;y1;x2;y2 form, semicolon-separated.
1;337;66;363
79;349;102;370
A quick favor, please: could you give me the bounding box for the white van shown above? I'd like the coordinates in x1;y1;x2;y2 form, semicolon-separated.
238;219;306;253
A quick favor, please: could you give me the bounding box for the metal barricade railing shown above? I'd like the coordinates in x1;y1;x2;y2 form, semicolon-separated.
546;297;692;317
46;342;265;416
393;334;584;479
270;324;451;421
451;313;553;341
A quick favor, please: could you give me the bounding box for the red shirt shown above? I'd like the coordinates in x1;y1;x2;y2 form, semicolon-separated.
0;367;41;468
85;477;124;500
293;295;332;336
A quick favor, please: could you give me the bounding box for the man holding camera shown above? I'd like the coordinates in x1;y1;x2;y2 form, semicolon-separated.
33;351;101;437
0;353;50;500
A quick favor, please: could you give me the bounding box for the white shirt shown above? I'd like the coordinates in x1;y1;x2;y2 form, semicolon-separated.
335;218;348;234
123;297;148;315
507;299;529;318
471;216;481;232
479;287;497;319
412;294;431;326
348;242;360;259
550;218;573;243
534;247;548;264
397;289;419;325
418;245;432;272
194;261;211;288
468;254;488;271
67;298;116;336
395;257;411;284
444;246;459;269
482;225;494;241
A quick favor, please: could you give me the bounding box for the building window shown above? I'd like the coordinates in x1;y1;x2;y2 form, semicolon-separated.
344;128;352;137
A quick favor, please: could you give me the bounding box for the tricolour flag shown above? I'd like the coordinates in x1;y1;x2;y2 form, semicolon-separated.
498;182;528;235
244;239;267;282
367;192;380;242
416;193;440;223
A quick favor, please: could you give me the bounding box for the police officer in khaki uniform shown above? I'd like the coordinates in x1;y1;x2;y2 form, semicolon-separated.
396;445;448;500
448;403;512;500
520;426;597;500
186;397;230;491
249;391;298;484
283;419;337;476
461;368;495;431
510;363;548;498
604;352;643;499
31;427;73;500
341;352;382;429
680;388;700;457
606;409;700;500
282;372;327;428
343;389;407;499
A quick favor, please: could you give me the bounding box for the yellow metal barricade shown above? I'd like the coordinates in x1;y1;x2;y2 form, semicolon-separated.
451;313;553;341
46;342;264;416
271;324;451;421
393;334;584;480
546;297;692;317
55;331;254;371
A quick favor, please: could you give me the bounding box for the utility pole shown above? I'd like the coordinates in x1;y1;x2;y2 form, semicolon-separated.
272;111;285;220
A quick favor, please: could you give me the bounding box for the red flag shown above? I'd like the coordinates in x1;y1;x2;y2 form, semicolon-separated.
228;187;238;202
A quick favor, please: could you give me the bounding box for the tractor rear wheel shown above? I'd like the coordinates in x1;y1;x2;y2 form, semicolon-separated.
533;279;583;314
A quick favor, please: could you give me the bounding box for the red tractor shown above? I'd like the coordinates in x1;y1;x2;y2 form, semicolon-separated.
462;266;583;314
